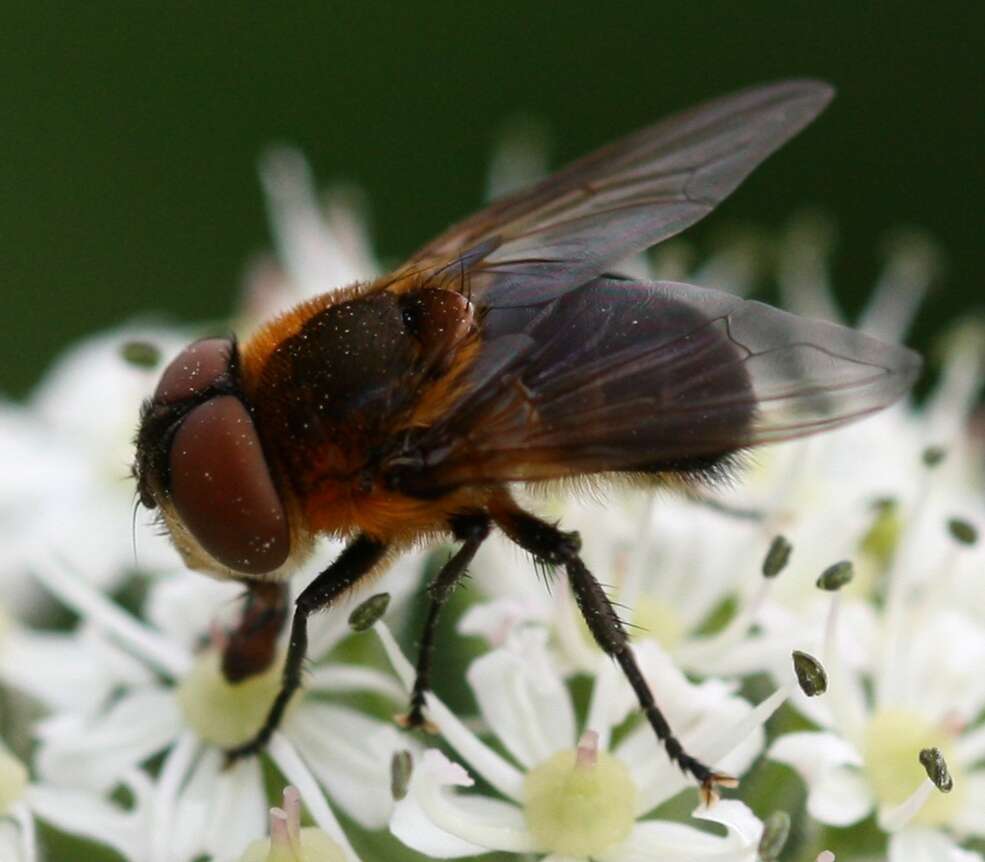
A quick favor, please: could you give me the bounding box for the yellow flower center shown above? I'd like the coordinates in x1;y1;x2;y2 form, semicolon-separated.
632;596;686;649
240;828;346;862
523;742;637;857
862;708;964;826
0;742;28;815
176;648;297;748
576;595;684;654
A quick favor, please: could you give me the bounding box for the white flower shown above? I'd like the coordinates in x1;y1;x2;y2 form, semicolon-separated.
0;734;163;862
0;325;191;614
26;549;427;862
377;621;786;861
770;582;985;860
463;489;803;684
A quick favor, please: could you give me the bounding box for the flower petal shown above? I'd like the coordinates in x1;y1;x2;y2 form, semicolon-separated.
286;702;413;829
171;747;267;862
390;750;535;859
466;627;575;768
807;765;875;827
888;826;984;862
267;733;362;862
952;769;985;838
35;688;183;791
27;770;156;861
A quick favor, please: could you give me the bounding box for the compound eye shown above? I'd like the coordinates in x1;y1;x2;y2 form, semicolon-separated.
155;338;233;404
169;396;290;574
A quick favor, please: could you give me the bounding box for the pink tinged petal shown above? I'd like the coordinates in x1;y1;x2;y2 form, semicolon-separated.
35;688;183;792
285;703;412;829
390;750;535;858
26;770;156;861
268;733;362;862
306;663;406;703
953;770;985;837
809;766;876;828
466;629;576;769
889;827;985;862
31;555;189;678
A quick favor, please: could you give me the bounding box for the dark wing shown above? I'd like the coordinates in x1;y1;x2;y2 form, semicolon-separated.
391;80;833;308
390;278;921;491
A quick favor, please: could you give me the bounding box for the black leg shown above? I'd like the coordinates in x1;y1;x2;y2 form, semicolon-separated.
401;513;490;730
225;534;388;764
492;504;733;803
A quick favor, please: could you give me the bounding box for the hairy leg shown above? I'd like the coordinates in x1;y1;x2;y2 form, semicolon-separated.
402;513;490;730
491;503;732;802
225;535;388;763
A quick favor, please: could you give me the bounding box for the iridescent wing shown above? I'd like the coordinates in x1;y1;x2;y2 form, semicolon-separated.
391;80;833;308
389;278;920;492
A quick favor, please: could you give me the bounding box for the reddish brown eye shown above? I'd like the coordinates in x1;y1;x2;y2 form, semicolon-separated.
169;395;289;574
155;338;233;404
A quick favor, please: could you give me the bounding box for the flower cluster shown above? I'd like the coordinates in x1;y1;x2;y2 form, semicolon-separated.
1;135;982;862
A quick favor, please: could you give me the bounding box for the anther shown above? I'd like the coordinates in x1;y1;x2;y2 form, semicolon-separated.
348;593;391;631
762;535;792;578
792;650;827;696
816;561;853;591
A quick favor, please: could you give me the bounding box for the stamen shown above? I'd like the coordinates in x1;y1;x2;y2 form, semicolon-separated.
793;651;828;697
282;786;303;847
348;593;391;631
947;518;978;547
391;750;413;801
762;535;792;578
822;590;841;666
922;445;947;468
919;747;953;792
524;735;636;857
119;339;162;369
816;561;854;591
878;779;934;833
575;730;599;768
758;810;791;861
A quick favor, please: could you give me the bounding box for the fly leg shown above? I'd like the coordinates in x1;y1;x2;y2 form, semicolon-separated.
491;503;734;804
401;513;490;730
224;534;388;764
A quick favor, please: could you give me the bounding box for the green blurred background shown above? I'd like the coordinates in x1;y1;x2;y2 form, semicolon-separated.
2;2;981;397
